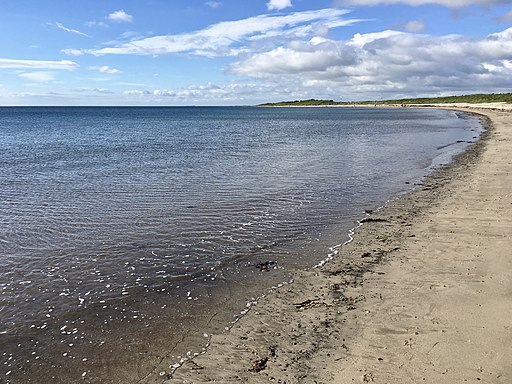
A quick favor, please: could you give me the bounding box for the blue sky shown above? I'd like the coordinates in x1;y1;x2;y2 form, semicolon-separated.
1;0;512;105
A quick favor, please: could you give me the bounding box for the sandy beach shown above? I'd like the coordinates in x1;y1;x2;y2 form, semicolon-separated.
164;105;512;384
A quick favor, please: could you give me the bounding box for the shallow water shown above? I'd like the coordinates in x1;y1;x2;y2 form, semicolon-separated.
0;106;482;382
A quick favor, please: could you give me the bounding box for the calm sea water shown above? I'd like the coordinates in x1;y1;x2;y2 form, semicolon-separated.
0;106;482;382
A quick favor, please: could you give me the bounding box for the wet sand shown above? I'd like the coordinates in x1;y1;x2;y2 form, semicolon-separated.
169;105;512;383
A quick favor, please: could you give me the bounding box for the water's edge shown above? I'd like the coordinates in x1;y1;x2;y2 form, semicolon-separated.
0;107;485;383
167;107;492;382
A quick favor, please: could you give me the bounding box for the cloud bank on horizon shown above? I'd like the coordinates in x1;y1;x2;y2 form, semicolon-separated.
1;0;512;105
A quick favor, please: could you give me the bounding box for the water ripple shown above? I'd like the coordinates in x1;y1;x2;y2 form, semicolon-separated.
0;106;482;335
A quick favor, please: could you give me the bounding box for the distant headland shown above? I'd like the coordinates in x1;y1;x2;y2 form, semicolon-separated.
259;92;512;107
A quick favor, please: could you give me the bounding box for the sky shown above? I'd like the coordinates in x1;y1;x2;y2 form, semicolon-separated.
1;0;512;105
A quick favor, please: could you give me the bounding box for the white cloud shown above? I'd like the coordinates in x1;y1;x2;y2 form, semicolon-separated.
100;66;122;74
54;22;90;37
78;9;361;57
93;88;114;94
153;89;176;96
267;0;293;11
18;71;55;82
336;0;511;7
89;65;122;74
205;1;223;8
230;44;355;76
0;58;78;70
402;20;426;32
86;20;109;28
123;82;286;103
108;10;133;23
120;31;142;39
76;87;114;94
61;49;85;56
349;30;403;46
228;27;512;98
124;89;150;95
24;6;512;103
87;10;133;28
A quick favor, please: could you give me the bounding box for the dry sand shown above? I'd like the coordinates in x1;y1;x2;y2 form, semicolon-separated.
166;105;512;384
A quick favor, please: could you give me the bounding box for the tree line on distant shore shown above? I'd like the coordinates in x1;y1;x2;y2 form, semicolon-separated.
260;93;512;107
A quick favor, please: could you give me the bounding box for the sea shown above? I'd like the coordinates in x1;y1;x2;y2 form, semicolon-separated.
0;106;483;383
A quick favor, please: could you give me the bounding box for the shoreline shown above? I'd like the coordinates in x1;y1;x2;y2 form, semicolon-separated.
169;105;512;383
2;106;483;384
259;101;512;112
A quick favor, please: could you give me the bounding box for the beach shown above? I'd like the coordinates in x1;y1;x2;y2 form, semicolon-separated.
1;106;487;384
169;105;512;383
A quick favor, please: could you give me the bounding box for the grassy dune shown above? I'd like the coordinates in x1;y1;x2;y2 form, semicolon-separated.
260;93;512;107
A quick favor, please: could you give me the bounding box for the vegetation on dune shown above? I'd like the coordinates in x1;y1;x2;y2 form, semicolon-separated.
379;93;512;105
259;99;338;106
259;93;512;107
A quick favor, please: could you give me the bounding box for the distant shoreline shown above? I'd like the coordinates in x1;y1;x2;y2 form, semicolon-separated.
260;101;512;113
258;93;512;107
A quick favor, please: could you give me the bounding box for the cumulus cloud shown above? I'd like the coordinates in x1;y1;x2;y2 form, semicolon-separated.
75;87;114;94
61;49;85;56
0;58;78;70
123;82;289;103
230;43;356;76
75;9;361;57
335;0;511;7
56;6;512;101
229;27;512;97
153;89;176;96
124;89;150;95
18;71;55;82
267;0;293;11
401;20;426;32
348;30;403;46
100;66;122;74
94;88;113;94
205;1;223;8
108;10;133;23
90;65;122;74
